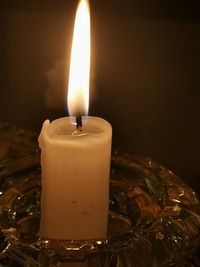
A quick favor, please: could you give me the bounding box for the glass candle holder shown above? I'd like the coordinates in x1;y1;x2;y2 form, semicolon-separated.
0;149;200;267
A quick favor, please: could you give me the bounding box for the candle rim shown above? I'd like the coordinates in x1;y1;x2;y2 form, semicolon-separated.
40;116;112;144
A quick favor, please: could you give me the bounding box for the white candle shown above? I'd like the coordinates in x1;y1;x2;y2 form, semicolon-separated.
39;0;112;240
39;116;112;240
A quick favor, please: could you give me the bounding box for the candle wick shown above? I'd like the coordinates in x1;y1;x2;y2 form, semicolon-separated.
72;114;87;136
76;114;82;130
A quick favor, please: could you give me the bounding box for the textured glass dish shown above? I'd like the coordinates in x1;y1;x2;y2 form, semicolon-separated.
0;123;200;267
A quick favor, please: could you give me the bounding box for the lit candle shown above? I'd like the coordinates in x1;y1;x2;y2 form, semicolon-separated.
39;0;112;240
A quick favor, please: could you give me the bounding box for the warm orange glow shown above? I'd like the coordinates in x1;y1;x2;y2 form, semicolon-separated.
68;0;90;117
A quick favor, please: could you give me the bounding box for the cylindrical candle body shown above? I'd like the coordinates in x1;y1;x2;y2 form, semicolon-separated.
39;116;112;240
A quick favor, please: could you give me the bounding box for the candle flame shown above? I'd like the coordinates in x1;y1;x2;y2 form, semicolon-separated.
68;0;90;117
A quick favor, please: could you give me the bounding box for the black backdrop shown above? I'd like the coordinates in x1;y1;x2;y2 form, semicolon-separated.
0;0;200;189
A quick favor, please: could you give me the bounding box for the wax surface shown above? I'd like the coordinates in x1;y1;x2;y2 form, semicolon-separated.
39;116;112;240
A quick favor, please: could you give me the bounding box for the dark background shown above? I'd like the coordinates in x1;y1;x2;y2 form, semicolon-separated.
0;0;200;189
